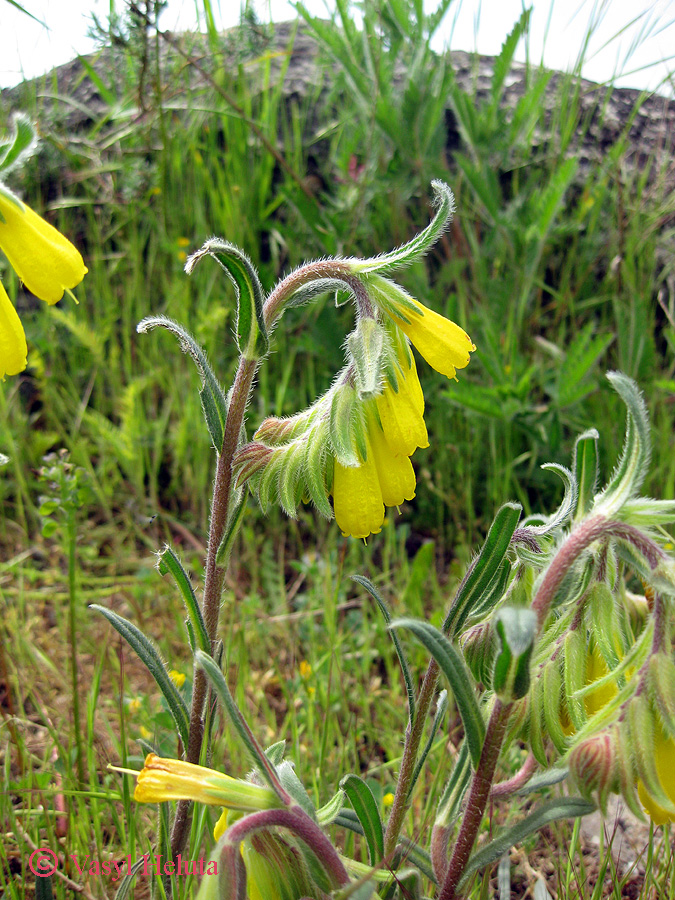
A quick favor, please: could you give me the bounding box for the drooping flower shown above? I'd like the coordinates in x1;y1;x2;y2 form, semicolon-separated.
133;753;281;811
0;282;27;377
333;350;424;539
368;275;475;380
637;726;675;824
0;185;87;378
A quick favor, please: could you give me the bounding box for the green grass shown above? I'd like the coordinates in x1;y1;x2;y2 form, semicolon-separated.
1;0;675;897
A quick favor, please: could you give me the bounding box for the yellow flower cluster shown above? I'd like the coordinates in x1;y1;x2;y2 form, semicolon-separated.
333;297;475;539
0;187;87;378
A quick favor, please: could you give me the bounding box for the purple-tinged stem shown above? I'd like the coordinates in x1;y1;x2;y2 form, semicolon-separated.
438;701;511;900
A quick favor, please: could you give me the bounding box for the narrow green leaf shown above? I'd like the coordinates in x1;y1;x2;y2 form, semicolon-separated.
573;429;599;520
516;766;568;795
352;181;455;275
136;316;228;451
444;503;522;637
0;114;37;173
392;619;485;768
351;574;416;726
113;858;146;900
340;774;384;866
521;464;577;536
435;741;472;828
594;372;651;515
334;807;365;836
157;546;209;654
490;9;530;109
317;789;346;826
493;607;537;702
90;605;189;750
457;797;595;890
187;239;268;359
215;493;247;567
194;651;290;804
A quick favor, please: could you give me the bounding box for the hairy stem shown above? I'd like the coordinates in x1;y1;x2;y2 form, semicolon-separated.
383;658;439;857
171;356;258;860
438;701;511;900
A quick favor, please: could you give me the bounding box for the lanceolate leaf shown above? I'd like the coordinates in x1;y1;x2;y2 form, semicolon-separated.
136;315;229;451
194;651;290;804
157;546;210;654
340;774;384;866
0;114;37;174
351;575;416;726
573;429;599;520
594;372;651;516
90;605;189;750
392;619;485;768
457;797;595;891
444;503;522;637
187;239;268;359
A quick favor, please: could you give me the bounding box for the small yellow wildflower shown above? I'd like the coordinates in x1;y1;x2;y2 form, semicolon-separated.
169;669;186;688
298;660;312;680
382;792;395;808
127;697;142;714
0;186;87;378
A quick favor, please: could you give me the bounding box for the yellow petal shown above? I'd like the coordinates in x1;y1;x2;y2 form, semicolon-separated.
333;449;384;539
0;282;27;377
639;727;675;824
0;189;87;304
391;297;475;379
376;373;428;457
369;416;416;508
401;348;424;417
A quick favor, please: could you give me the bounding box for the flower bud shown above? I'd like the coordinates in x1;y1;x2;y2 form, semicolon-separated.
461;622;495;688
569;730;618;813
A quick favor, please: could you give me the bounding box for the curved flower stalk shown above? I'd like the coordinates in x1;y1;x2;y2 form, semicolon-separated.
0;117;87;378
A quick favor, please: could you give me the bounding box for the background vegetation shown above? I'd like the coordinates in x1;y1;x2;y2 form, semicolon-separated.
1;0;674;896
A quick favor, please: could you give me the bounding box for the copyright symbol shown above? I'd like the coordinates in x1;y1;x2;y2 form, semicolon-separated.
28;848;58;878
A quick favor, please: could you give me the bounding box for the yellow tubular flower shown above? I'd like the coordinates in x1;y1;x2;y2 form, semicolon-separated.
637;727;675;825
389;297;475;380
133;753;279;811
333;350;431;539
334;438;384;540
0;189;87;304
0;282;27;377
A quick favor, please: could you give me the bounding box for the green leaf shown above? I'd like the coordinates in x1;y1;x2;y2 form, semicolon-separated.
516;766;568;795
215;493;248;567
187;239;268;359
573;429;599;520
340;774;384;866
90;605;189;750
352;181;456;275
392;619;485;768
492;607;537;702
435;740;471;828
490;9;530;110
0;113;37;174
521;464;577;536
457;797;595;890
194;651;289;804
444;503;521;637
157;546;210;654
555;324;613;409
351;575;416;726
113;858;146;900
317;789;346;826
594;372;651;516
136;315;229;452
